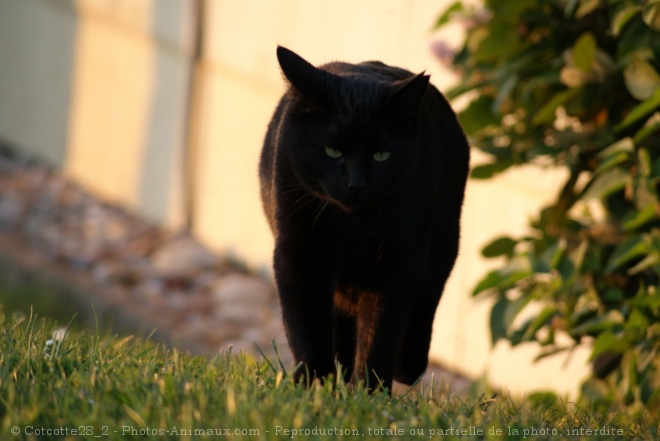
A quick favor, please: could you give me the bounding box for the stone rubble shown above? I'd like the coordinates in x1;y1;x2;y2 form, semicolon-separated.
0;148;290;363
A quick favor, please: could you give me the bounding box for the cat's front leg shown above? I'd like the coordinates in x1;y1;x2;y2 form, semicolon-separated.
351;288;416;393
273;240;336;384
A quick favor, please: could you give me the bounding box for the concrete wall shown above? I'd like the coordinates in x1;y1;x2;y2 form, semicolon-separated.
0;0;192;226
0;0;77;166
0;0;592;396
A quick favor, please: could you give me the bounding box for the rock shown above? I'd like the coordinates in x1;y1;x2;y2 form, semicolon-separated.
133;278;166;302
164;290;190;310
214;302;271;325
80;203;131;252
0;190;22;228
212;274;274;324
0;149;294;366
212;273;273;305
152;234;219;278
92;258;125;283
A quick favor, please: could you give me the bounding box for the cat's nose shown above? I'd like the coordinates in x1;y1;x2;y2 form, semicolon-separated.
347;177;366;193
345;161;366;193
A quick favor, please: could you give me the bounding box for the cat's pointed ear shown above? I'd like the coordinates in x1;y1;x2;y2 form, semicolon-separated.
277;46;337;111
386;72;430;118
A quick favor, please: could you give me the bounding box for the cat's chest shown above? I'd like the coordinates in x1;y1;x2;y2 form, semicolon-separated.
326;221;392;278
320;201;414;256
336;230;384;263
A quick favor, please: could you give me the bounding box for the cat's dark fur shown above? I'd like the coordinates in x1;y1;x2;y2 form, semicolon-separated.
259;46;469;392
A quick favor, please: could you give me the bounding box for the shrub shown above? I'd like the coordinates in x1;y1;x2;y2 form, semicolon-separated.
435;0;660;412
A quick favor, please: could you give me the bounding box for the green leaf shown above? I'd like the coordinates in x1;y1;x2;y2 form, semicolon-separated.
653;157;660;178
579;167;630;201
573;32;597;71
570;310;625;336
493;74;519;114
605;236;649;272
534;346;569;362
616;87;660;131
472;256;532;295
611;3;641;36
573;237;589;266
490;296;510;345
503;294;533;335
633;112;660;144
590;331;632;360
638;148;652;177
473;271;505;295
550;239;568;270
623;350;638;403
458;95;501;135
605;287;625;302
489;0;538;19
581;378;611;402
557;255;576;282
640;374;660;407
593;138;634;175
434;1;464;29
531;88;581;126
482;236;518;258
535;239;567;273
623;203;659;231
597;137;634;159
564;0;580;17
470;160;514;179
625;308;650;332
522;306;557;341
624;57;660;101
446;79;490;100
475;20;525;62
627;253;660;275
575;0;601;18
643;0;660;31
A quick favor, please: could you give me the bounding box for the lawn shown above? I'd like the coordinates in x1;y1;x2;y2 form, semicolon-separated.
0;312;655;440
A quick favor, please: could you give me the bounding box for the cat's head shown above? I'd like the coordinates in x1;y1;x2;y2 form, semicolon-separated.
277;46;429;212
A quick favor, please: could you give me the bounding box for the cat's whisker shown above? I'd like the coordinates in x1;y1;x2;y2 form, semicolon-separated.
279;184;308;197
311;200;329;228
344;210;360;228
375;203;386;230
287;195;318;220
353;212;362;228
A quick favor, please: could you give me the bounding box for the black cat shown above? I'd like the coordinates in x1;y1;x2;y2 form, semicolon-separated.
259;46;469;392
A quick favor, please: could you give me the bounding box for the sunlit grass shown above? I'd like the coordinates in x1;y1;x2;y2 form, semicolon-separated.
0;312;655;440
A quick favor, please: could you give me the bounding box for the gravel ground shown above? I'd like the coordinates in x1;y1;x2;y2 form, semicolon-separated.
0;146;470;394
0;147;287;359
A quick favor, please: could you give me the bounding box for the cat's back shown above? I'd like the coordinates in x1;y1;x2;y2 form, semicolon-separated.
258;96;288;232
321;59;413;82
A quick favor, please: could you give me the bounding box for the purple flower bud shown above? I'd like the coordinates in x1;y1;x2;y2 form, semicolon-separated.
430;40;457;66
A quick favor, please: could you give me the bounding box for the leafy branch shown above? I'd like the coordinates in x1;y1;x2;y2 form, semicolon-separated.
436;0;660;412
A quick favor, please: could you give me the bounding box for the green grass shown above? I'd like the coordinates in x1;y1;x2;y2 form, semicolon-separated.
0;313;656;441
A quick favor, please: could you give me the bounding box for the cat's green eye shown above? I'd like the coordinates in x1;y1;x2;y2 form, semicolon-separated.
324;146;343;159
373;151;391;162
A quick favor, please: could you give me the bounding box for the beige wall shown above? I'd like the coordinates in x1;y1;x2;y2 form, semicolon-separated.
0;0;77;166
0;0;592;396
0;0;192;226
